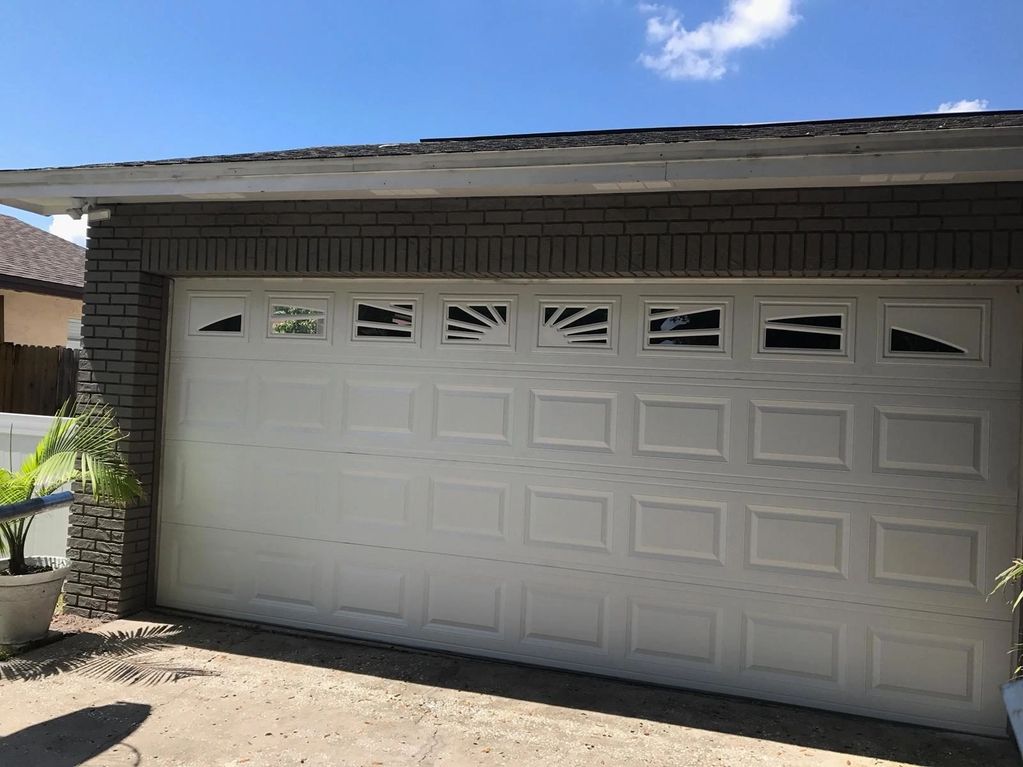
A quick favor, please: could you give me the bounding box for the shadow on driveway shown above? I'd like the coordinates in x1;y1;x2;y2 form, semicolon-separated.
0;624;214;685
0;702;150;767
154;610;1017;767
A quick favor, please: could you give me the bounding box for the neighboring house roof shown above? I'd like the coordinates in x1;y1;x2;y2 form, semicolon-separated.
0;112;1021;215
0;214;85;297
18;111;1023;169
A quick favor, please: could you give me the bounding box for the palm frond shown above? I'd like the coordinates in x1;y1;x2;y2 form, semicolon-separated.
991;558;1023;612
79;453;143;505
19;399;77;477
28;399;144;506
0;469;33;506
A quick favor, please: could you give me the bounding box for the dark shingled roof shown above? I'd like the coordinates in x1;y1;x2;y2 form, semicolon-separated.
0;215;85;290
21;111;1023;171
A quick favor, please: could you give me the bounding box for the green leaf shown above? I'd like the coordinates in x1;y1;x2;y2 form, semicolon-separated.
28;399;143;505
990;558;1023;611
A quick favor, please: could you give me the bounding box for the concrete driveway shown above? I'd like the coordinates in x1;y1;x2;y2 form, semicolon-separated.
0;613;1016;767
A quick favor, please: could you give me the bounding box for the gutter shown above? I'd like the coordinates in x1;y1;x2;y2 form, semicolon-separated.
0;127;1021;215
0;275;84;300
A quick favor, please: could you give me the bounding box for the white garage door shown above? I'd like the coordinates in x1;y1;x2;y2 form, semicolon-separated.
158;278;1021;735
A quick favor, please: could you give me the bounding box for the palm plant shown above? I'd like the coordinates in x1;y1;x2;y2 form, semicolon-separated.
991;558;1023;679
0;399;143;576
993;559;1023;612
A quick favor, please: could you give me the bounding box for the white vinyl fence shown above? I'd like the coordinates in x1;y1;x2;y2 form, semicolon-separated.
0;412;68;557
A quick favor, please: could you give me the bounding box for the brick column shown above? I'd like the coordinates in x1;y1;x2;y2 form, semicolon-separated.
63;211;166;617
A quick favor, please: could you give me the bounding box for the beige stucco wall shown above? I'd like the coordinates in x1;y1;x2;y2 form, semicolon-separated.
0;288;82;346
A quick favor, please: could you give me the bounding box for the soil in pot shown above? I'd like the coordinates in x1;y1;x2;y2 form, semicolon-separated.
1;562;54;576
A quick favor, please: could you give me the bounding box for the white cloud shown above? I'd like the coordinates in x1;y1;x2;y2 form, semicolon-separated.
639;0;799;81
48;214;88;247
932;98;989;114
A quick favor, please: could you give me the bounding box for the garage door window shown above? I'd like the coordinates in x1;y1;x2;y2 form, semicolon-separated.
267;296;329;339
764;315;843;351
880;300;988;362
538;300;614;349
442;298;514;347
644;300;726;352
889;329;966;355
353;296;418;341
757;300;852;358
187;292;247;337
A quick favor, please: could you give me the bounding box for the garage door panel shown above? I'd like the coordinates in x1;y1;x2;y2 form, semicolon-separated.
333;561;409;626
250;550;321;616
157;521;1009;734
342;380;420;438
433;385;514;446
161;446;256;528
160;525;243;606
740;611;847;687
528;389;619;453
625;596;725;672
422;571;507;640
161;440;1014;621
256;374;335;434
744;505;851;579
164;365;1018;503
629;495;727;566
521;581;613;656
748;400;853;471
160;278;1021;734
868;514;990;594
427;477;510;540
634;395;730;462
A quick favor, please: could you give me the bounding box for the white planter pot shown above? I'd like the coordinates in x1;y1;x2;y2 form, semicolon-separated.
1003;677;1023;753
0;556;70;645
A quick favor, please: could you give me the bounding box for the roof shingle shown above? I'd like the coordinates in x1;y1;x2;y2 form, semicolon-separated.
16;111;1023;171
0;215;85;290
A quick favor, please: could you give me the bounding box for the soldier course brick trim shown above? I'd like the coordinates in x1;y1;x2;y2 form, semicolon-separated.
65;181;1023;617
134;185;1023;279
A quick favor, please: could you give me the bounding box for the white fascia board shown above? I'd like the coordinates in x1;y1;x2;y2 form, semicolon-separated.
0;127;1021;215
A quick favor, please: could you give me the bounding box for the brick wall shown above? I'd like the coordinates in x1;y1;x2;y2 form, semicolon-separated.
65;182;1023;617
64;257;165;616
135;183;1023;279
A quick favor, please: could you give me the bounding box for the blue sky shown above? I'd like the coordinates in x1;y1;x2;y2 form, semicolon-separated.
1;0;1020;241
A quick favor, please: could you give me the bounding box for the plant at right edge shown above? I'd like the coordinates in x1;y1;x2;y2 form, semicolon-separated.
991;558;1023;678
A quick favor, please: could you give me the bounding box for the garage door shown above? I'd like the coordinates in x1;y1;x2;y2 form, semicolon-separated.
158;278;1020;735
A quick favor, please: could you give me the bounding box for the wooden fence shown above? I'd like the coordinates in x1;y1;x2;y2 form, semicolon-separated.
0;343;79;415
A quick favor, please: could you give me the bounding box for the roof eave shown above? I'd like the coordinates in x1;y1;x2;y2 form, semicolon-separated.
1;126;1021;215
0;274;84;299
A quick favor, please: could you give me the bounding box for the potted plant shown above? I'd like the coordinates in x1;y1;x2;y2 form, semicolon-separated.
0;400;142;645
